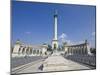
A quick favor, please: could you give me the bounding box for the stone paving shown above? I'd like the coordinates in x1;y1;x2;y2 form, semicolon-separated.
43;55;90;71
11;55;91;74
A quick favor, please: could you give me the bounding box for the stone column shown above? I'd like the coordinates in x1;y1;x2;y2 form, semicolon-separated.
69;47;71;55
78;47;80;55
24;47;27;55
83;45;87;55
71;47;73;55
28;47;31;56
74;47;76;55
86;44;92;55
64;46;68;53
52;10;58;50
54;10;57;40
13;44;20;54
20;47;23;54
81;46;83;55
20;47;24;55
73;47;74;54
68;47;70;55
80;46;82;55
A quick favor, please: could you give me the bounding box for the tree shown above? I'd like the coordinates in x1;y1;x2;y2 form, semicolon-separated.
90;48;96;55
47;44;52;52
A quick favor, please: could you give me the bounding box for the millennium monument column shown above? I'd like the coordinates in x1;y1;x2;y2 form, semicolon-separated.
52;10;58;50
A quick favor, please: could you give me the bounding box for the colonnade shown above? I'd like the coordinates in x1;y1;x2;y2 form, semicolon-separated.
12;40;48;57
17;46;43;55
64;43;91;55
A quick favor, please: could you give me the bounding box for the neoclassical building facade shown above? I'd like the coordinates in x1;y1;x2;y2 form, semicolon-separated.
63;40;91;55
12;40;48;57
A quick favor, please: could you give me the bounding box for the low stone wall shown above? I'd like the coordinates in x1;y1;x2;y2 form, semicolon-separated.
64;55;96;67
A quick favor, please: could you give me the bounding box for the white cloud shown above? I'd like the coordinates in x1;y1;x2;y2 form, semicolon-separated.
66;40;85;45
59;33;67;39
59;33;86;45
77;40;85;44
59;33;67;43
66;40;73;44
25;31;31;34
59;33;75;45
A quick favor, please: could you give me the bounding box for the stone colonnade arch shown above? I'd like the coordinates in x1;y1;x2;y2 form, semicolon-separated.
65;43;90;55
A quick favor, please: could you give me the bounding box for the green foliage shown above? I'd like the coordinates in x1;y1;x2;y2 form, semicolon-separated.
47;44;52;51
90;48;96;55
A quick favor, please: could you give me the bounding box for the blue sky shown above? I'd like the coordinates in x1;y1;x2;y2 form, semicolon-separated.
12;1;96;48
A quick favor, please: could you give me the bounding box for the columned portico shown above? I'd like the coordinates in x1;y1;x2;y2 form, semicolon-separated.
64;40;92;56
